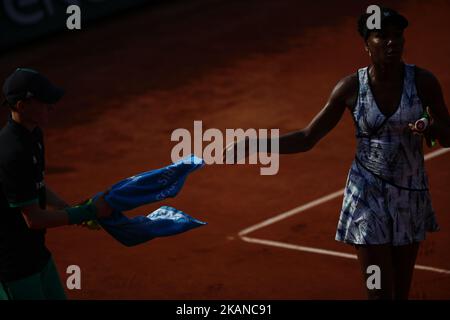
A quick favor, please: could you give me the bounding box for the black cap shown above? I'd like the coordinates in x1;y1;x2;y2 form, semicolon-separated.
358;7;409;40
2;68;64;107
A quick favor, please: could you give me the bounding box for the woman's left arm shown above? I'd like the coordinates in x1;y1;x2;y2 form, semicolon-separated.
416;67;450;147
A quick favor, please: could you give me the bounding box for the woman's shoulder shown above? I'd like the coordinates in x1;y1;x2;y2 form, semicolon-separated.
334;73;359;109
335;73;359;93
414;66;440;85
413;66;442;102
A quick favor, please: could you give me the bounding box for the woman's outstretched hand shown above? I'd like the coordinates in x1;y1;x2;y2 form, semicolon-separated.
222;138;251;164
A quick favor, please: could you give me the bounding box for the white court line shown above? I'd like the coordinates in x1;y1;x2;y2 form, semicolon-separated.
238;148;450;275
241;236;357;259
424;147;450;160
241;237;450;275
239;189;345;236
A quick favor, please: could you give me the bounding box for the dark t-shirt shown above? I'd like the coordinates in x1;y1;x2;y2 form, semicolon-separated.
0;118;50;282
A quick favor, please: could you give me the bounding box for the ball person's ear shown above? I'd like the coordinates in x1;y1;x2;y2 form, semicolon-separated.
15;100;26;112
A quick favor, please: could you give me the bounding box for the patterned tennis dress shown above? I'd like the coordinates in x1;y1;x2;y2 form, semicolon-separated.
335;63;440;246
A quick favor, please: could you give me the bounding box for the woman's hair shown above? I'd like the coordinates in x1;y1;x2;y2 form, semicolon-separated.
357;12;372;40
357;7;409;40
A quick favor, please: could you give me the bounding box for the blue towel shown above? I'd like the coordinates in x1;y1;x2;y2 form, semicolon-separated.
93;155;206;247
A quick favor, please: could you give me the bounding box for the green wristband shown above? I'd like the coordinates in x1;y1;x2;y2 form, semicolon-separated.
65;200;98;225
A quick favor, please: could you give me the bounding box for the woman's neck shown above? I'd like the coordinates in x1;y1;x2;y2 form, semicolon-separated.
369;61;404;83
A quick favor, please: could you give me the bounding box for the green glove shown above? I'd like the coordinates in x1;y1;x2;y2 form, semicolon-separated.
65;199;98;225
81;219;102;230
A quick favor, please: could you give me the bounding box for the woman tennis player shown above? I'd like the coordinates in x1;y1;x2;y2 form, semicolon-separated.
224;7;450;299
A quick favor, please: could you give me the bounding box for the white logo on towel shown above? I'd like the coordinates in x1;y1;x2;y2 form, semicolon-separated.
157;168;176;186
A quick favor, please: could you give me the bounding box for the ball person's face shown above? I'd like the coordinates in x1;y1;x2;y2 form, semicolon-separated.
20;98;54;127
365;24;405;64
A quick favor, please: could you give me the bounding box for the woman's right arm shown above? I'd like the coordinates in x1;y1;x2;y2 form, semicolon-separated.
224;74;357;158
278;74;357;153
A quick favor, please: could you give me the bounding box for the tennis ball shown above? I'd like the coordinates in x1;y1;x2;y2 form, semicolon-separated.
414;117;429;132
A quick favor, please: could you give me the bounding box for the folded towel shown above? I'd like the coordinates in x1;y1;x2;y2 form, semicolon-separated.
92;155;206;246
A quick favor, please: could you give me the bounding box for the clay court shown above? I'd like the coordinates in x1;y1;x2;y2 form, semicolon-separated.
1;0;449;299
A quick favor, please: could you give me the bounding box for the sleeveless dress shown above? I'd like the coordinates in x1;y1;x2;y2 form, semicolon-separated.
335;64;440;246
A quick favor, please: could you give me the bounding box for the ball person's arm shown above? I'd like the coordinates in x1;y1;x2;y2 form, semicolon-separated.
21;195;112;229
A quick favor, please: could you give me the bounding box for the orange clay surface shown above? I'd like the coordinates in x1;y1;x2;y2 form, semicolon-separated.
0;0;449;299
